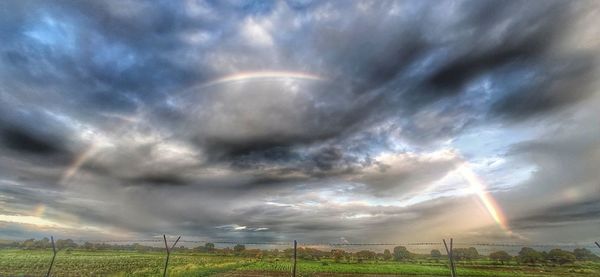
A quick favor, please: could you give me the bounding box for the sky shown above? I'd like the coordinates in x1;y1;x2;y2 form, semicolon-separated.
0;0;599;245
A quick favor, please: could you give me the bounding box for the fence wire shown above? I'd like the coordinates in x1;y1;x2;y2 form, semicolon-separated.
68;239;597;249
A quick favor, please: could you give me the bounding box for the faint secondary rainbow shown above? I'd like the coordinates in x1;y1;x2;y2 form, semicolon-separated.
199;71;325;88
60;71;325;184
60;113;139;185
456;163;511;233
60;143;99;184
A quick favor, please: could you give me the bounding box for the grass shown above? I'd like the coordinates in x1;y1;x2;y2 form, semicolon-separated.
240;260;600;276
0;249;252;276
1;249;599;276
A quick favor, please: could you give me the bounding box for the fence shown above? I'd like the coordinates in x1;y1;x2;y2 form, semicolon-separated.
14;236;600;277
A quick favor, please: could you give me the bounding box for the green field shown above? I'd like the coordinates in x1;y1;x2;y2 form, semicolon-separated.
2;249;600;276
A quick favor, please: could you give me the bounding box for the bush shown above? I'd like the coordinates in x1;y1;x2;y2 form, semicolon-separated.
489;251;511;264
518;247;543;264
393;246;412;261
547;249;576;265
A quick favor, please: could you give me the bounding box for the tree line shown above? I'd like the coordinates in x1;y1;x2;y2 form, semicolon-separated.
2;238;598;265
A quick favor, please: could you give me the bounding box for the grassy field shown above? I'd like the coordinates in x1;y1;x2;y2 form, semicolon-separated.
2;249;600;276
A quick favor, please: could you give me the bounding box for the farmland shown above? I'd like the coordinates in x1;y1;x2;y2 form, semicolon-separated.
2;249;600;276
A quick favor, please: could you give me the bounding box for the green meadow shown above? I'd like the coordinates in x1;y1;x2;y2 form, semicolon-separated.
2;249;600;276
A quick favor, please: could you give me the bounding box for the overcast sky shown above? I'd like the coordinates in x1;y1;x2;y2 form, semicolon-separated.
0;0;599;244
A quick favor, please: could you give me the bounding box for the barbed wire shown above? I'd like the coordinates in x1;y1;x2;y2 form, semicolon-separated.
64;239;597;248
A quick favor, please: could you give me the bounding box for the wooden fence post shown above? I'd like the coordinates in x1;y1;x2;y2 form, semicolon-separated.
292;240;297;277
595;241;600;249
45;236;57;277
443;238;457;277
162;235;181;277
450;238;457;277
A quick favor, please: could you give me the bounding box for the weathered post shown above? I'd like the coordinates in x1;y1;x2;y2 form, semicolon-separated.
46;236;57;277
595;241;600;249
292;240;297;277
450;238;456;277
443;238;457;277
162;235;181;277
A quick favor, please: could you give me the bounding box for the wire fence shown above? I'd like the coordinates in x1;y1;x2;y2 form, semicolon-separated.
68;239;599;249
3;236;600;277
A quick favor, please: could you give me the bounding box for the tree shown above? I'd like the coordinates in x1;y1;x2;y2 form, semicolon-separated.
573;248;598;261
547;249;576;265
430;249;442;262
517;247;543;264
453;247;479;262
35;238;51;249
356;250;376;262
467;247;479;260
56;239;77;250
489;251;512;265
383;249;392;261
233;244;245;253
22;239;35;250
205;243;215;253
331;249;346;263
83;242;95;250
393;246;411;261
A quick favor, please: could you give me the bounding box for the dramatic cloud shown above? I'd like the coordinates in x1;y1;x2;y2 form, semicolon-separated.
0;0;599;244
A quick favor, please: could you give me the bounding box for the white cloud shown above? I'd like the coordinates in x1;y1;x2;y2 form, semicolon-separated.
240;18;273;47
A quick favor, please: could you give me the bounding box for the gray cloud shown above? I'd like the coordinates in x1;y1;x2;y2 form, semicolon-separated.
0;0;599;243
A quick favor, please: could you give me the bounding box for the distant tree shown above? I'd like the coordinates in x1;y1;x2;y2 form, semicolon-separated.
83;242;95;250
467;247;479;260
383;249;392;261
22;239;35;250
453;247;479;262
463;247;478;262
205;243;215;253
56;239;77;250
393;246;411;261
356;250;377;262
35;237;51;249
331;249;346;263
453;248;466;262
573;248;598;261
430;249;442;262
233;244;245;253
517;247;543;264
547;249;576;265
489;251;511;264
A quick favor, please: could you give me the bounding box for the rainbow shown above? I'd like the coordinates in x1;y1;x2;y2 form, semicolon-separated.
456;164;512;233
198;71;325;88
60;143;99;185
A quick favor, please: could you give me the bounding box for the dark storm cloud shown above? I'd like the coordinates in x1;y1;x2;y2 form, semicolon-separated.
1;126;63;155
425;0;565;91
0;108;72;156
491;56;597;119
0;0;599;242
0;108;77;174
126;173;189;187
511;198;600;230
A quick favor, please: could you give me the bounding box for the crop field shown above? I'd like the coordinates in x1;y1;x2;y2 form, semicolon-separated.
2;249;600;276
0;250;253;276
